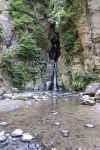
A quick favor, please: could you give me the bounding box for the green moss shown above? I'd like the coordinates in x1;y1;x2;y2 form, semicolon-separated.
14;96;26;101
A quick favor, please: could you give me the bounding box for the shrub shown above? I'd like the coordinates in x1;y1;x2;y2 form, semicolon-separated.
72;71;99;91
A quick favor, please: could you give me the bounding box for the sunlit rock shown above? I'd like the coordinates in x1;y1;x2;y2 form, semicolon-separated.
11;129;23;137
21;133;33;142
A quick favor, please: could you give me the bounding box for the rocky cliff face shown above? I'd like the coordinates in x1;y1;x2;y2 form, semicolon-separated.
78;0;100;73
0;0;51;91
58;0;100;90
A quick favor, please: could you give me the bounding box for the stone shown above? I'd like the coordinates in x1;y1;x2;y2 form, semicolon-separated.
11;129;23;137
81;95;96;106
0;122;8;126
0;131;5;137
94;89;100;101
0;141;8;148
94;145;100;147
45;81;52;90
61;130;70;137
25;81;34;90
27;93;34;99
34;79;44;90
21;133;33;142
10;87;19;93
84;83;100;96
65;146;73;150
51;112;58;115
85;124;94;128
0;135;7;142
55;122;60;126
3;94;12;100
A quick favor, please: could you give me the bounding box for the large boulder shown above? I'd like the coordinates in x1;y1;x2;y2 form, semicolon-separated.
94;89;100;102
84;83;100;96
81;95;96;106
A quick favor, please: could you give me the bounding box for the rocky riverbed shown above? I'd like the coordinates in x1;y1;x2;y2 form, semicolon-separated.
0;91;100;150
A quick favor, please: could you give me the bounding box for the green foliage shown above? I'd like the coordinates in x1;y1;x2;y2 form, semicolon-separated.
1;49;14;72
1;36;46;86
72;71;99;91
11;61;25;86
8;0;30;12
11;12;33;34
38;4;46;15
32;26;48;48
0;24;4;41
15;33;40;60
62;28;76;50
48;0;81;26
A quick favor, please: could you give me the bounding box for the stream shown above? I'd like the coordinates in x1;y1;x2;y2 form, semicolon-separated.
0;91;100;150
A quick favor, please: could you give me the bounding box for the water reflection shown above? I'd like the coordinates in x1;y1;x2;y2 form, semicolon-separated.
51;93;59;115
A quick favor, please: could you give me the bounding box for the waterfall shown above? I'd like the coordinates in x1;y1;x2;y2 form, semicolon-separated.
52;41;59;91
53;62;58;91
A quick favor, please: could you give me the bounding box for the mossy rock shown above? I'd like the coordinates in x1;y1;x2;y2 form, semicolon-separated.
14;96;27;101
0;90;4;96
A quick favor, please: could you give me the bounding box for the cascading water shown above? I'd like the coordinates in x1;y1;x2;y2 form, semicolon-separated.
53;62;58;91
51;40;59;91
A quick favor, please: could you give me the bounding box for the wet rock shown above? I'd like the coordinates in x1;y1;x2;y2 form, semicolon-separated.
61;130;70;137
27;93;33;99
65;146;73;150
94;89;100;102
0;141;8;148
76;134;85;138
94;144;100;147
0;135;7;142
10;87;19;93
51;112;58;115
16;143;29;150
0;122;8;126
3;94;12;100
84;83;100;96
45;81;52;90
21;133;33;142
11;129;23;137
29;142;41;148
85;124;94;128
0;131;5;137
28;143;36;149
54;122;60;126
81;95;95;106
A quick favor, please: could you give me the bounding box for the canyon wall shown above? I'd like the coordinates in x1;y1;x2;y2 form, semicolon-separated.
58;0;100;90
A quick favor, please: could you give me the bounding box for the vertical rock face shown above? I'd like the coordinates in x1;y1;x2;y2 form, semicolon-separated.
58;0;100;90
78;0;100;72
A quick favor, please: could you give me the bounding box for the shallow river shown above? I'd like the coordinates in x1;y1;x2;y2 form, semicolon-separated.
0;92;100;150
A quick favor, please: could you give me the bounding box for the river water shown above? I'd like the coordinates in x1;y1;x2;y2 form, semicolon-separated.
0;92;100;150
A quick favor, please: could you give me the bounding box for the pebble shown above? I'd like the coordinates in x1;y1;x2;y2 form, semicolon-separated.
55;122;60;126
65;146;73;150
76;148;83;150
94;144;100;147
61;130;70;137
0;122;8;126
52;112;58;115
85;124;94;128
